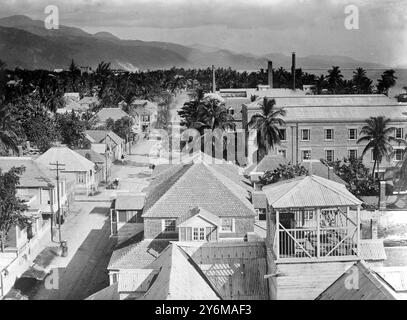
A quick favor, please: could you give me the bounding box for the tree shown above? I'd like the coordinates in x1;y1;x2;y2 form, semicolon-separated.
248;98;286;161
357;116;404;181
0;166;29;252
352;68;373;94
328;158;379;196
327;66;343;93
377;69;397;96
0;104;20;155
259;163;308;186
55;111;86;148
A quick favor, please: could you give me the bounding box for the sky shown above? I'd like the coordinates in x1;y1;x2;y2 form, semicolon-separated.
1;0;406;67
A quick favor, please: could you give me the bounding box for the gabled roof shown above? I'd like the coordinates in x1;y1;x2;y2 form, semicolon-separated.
248;154;288;174
108;240;170;270
93;108;130;123
142;162;255;218
73;149;105;164
300;160;346;185
35;147;95;172
0;157;55;188
141;244;220;300
316;261;399;300
115;194;145;210
85;130;123;145
262;175;362;209
177;207;221;228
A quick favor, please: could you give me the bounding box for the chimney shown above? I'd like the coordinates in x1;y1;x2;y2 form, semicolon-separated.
212;65;216;93
291;52;296;90
267;61;273;88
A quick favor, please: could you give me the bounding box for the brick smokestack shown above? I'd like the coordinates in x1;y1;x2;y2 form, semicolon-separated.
291;52;296;90
212;65;216;93
267;61;273;88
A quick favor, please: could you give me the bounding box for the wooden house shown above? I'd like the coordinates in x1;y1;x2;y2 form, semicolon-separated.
262;174;386;299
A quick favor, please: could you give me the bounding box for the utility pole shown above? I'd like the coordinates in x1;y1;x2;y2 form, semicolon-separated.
105;133;109;183
49;161;66;244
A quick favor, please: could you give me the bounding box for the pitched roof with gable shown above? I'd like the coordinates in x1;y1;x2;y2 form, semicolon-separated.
142;163;255;218
141;244;220;300
35;147;95;172
108;240;170;270
0;157;56;188
316;261;399;300
177;207;221;227
85;130;123;145
73;149;105;164
115;194;145;210
262;175;362;209
93;108;130;123
300;160;347;185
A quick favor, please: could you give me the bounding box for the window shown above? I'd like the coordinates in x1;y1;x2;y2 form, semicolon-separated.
395;149;404;161
348;149;358;160
278;149;287;158
302;149;312;160
279;129;286;141
301;129;310;141
163;219;176;232
304;210;314;220
325;150;334;162
199;228;205;241
395;128;404;139
348;128;357;140
192;227;205;241
221;218;234;232
193;228;199;240
77;173;86;184
324;129;334;141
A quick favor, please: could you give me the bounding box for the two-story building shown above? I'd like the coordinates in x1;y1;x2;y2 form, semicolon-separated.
243;95;407;176
84;130;124;162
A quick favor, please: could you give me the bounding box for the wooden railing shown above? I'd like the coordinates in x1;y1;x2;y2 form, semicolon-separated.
277;224;358;260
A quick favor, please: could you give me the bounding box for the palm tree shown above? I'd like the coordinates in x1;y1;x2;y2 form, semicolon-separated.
352;67;373;94
248;97;286;161
0;104;20;154
377;69;397;96
357;116;403;181
327;66;343;93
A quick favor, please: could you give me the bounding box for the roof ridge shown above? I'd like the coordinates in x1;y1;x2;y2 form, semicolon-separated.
203;163;255;215
311;175;361;204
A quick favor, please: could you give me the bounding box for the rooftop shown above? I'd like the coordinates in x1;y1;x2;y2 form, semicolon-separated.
0;157;55;188
316;261;403;300
115;194;145;210
85;130;123;145
143;162;255;218
262;174;362;209
300;160;346;185
73;149;105;164
93;108;130;123
35;147;95;172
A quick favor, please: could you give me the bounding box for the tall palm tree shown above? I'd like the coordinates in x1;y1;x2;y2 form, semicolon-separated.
0;104;20;154
352;67;373;94
357;116;403;181
327;66;343;93
248;98;286;161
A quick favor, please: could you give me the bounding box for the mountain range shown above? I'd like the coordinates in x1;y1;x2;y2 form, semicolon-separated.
0;15;387;72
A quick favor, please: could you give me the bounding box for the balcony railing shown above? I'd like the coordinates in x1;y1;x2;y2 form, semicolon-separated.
277;224;358;260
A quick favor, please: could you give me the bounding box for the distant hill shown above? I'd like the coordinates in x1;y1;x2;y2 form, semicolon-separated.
0;15;387;71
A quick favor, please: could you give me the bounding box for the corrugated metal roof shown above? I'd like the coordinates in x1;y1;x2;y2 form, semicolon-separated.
358;239;387;261
263;175;362;208
73;149;105;164
316;261;398;300
251;154;288;173
375;267;407;292
85;130;123;145
178;241;269;300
